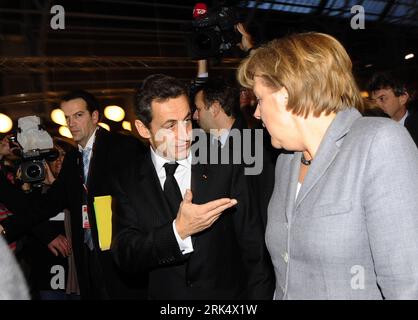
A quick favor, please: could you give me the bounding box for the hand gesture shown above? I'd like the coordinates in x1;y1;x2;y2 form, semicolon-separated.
175;189;237;239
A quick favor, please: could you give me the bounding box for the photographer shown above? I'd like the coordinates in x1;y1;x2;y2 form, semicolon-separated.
190;22;254;99
190;22;278;231
0;90;147;299
21;139;79;299
0;134;20;251
1;133;75;299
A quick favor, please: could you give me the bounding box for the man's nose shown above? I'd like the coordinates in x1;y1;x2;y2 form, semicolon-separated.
178;121;191;141
193;109;199;121
67;117;75;127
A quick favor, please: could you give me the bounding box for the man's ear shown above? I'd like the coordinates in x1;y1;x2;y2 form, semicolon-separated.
134;119;151;139
399;91;409;107
91;110;99;124
209;101;222;117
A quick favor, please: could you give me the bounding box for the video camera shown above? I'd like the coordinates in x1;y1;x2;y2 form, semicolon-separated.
189;3;240;59
10;116;58;187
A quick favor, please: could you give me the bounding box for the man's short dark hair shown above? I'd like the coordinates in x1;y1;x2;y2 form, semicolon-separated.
60;90;102;119
196;77;239;118
135;74;188;128
368;73;408;97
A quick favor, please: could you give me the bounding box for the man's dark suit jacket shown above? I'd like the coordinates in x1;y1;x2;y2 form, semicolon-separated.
227;115;279;230
0;128;147;299
405;108;418;147
111;143;274;300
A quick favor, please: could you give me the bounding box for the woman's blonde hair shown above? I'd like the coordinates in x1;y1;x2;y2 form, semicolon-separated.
237;32;364;117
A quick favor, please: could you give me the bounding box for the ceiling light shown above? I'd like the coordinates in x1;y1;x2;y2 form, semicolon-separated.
51;108;67;126
104;105;125;122
361;91;369;98
0;113;13;133
405;53;414;60
98;122;110;131
122;121;132;131
59;126;72;138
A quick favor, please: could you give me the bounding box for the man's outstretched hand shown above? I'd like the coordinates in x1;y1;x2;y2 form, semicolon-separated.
175;189;237;239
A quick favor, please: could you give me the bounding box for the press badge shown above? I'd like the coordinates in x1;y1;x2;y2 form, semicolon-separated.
82;205;91;229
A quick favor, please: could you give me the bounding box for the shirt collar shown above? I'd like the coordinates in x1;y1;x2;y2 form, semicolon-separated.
78;127;98;152
219;129;230;147
150;146;192;175
210;128;230;147
398;110;409;126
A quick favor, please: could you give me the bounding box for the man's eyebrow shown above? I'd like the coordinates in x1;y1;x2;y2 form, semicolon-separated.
162;119;176;126
161;112;192;126
65;110;85;117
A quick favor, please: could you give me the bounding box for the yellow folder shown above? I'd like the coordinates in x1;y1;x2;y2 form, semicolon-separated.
93;195;113;251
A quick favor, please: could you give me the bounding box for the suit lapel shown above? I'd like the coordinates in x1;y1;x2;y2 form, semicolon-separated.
190;157;210;247
284;154;300;222
136;152;173;222
191;162;209;201
86;127;106;192
295;108;362;210
294;143;339;209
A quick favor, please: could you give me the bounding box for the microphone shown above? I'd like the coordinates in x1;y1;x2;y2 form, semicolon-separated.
193;3;208;19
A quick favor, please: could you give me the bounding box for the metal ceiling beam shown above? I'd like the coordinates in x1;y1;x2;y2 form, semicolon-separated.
314;0;330;15
84;0;191;11
0;56;240;64
379;0;396;22
0;56;240;73
0;8;189;25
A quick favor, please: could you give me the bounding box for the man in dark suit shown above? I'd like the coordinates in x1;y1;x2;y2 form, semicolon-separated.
369;72;418;147
0;90;146;299
193;78;278;230
111;74;274;299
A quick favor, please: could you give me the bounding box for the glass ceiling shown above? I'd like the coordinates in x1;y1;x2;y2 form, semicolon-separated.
241;0;418;26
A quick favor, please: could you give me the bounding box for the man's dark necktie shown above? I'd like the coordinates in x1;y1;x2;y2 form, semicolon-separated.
163;162;183;218
217;138;222;149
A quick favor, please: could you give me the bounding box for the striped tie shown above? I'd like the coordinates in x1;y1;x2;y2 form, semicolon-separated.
82;147;91;183
81;147;94;250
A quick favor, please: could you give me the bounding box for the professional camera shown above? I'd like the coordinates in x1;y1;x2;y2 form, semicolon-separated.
189;4;240;59
12;116;58;187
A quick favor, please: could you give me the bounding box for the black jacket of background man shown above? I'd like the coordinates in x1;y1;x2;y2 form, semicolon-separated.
405;108;418;147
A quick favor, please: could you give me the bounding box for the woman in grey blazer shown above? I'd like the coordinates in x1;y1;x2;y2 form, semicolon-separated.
237;32;418;299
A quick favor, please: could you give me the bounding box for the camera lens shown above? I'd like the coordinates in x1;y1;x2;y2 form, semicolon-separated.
26;164;41;179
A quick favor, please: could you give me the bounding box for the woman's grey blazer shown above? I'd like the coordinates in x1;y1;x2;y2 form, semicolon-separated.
267;108;418;299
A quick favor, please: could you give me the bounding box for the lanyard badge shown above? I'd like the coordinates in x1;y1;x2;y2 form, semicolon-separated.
82;204;90;229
